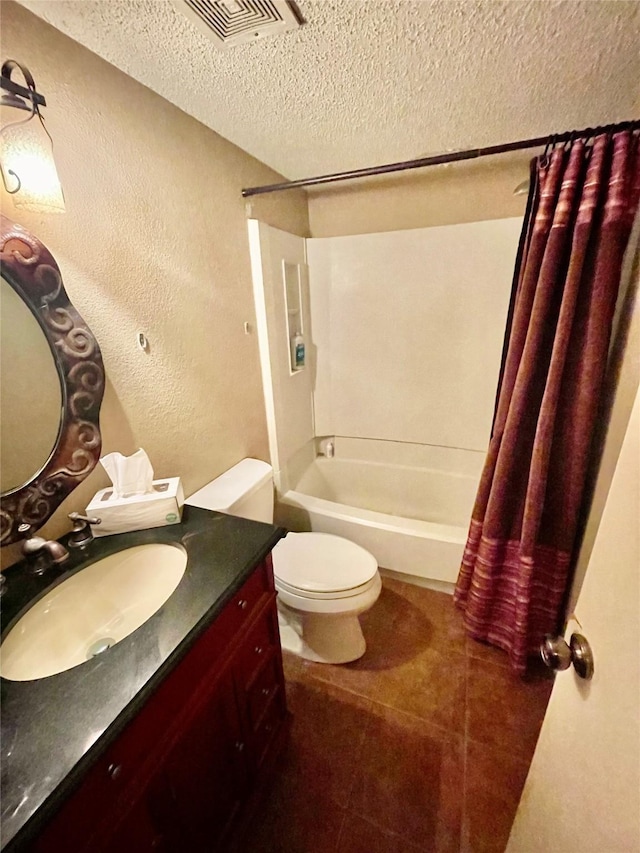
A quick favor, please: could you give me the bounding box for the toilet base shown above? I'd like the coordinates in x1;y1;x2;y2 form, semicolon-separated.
277;602;367;664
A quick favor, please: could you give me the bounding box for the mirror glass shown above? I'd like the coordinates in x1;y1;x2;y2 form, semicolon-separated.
1;277;63;493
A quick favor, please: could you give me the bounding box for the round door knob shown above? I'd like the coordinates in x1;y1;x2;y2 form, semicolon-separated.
540;635;572;672
540;633;594;680
569;633;594;680
237;599;248;610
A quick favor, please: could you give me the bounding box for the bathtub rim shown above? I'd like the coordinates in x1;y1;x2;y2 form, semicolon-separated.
277;488;468;545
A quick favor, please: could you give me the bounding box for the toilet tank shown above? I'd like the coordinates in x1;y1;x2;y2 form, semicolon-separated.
185;458;274;523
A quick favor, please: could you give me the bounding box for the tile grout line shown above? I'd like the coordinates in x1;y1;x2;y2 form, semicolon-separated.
341;690;374;816
342;809;434;853
333;806;349;851
299;666;466;742
463;733;539;767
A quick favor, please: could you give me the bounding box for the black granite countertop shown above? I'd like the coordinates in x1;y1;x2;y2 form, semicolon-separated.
0;506;285;851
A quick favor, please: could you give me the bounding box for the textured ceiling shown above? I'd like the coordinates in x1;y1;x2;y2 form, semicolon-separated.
16;0;640;180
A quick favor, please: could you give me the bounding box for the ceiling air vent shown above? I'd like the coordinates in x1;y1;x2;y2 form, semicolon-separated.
175;0;304;49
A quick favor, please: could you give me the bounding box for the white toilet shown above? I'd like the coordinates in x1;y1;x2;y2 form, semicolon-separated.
186;458;381;664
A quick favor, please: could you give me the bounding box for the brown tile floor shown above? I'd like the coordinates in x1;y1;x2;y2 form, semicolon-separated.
236;577;553;853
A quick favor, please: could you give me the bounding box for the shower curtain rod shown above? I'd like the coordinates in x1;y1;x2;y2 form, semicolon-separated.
241;119;640;198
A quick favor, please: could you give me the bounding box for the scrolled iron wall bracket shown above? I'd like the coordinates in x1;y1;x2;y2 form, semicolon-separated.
0;215;105;545
0;59;52;197
0;60;47;108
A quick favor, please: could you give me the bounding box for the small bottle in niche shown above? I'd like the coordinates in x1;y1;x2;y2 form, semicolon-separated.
291;330;305;371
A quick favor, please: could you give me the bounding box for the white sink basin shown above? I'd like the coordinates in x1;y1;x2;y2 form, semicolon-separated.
0;543;187;682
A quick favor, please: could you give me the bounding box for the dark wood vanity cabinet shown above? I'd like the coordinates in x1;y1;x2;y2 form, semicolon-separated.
31;555;288;853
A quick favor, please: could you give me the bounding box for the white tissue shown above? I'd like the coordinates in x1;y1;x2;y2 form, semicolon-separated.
100;448;154;499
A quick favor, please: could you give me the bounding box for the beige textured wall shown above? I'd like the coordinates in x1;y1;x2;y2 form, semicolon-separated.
308;152;531;236
0;1;309;568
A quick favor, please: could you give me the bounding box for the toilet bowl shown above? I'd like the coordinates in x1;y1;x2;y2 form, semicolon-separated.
186;459;381;664
272;532;381;663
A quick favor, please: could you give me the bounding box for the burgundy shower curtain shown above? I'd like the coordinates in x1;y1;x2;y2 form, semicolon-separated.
454;128;640;675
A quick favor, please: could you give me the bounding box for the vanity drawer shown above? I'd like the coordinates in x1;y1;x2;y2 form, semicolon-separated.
252;688;287;770
246;653;281;731
235;604;280;689
213;556;274;641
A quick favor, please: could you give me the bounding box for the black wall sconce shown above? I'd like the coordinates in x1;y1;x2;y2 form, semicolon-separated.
0;59;65;213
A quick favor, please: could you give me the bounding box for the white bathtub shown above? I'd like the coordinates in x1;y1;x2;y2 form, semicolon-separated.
275;440;483;586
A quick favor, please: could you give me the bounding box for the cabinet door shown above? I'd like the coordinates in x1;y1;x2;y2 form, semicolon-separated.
154;671;248;852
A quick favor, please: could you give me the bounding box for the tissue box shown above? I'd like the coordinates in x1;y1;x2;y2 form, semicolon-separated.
86;478;184;537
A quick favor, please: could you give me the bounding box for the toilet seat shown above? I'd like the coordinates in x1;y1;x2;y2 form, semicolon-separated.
275;574;380;601
272;532;378;598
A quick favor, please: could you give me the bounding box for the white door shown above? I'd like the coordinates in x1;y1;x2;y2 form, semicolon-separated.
507;387;640;852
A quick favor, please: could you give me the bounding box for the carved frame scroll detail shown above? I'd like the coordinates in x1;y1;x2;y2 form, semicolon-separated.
0;215;105;545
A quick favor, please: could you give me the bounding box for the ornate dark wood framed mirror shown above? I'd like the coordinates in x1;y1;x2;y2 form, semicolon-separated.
0;215;105;545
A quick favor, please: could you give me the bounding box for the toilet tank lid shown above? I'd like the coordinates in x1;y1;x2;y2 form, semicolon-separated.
185;458;272;512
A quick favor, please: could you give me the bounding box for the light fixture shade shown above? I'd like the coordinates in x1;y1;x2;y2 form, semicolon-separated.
0;111;65;213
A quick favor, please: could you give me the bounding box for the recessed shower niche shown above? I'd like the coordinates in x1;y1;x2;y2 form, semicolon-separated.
283;260;306;373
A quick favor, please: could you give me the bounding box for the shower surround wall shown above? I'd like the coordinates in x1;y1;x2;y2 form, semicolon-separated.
251;218;523;584
308;220;522;449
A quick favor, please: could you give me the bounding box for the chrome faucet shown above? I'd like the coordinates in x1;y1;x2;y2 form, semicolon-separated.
19;523;69;574
67;513;102;548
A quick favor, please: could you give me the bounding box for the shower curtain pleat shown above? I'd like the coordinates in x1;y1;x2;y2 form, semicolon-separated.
454;129;640;675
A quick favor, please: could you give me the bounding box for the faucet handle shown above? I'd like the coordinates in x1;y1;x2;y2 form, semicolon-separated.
18;522;35;539
67;513;102;548
68;513;102;526
18;523;45;553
